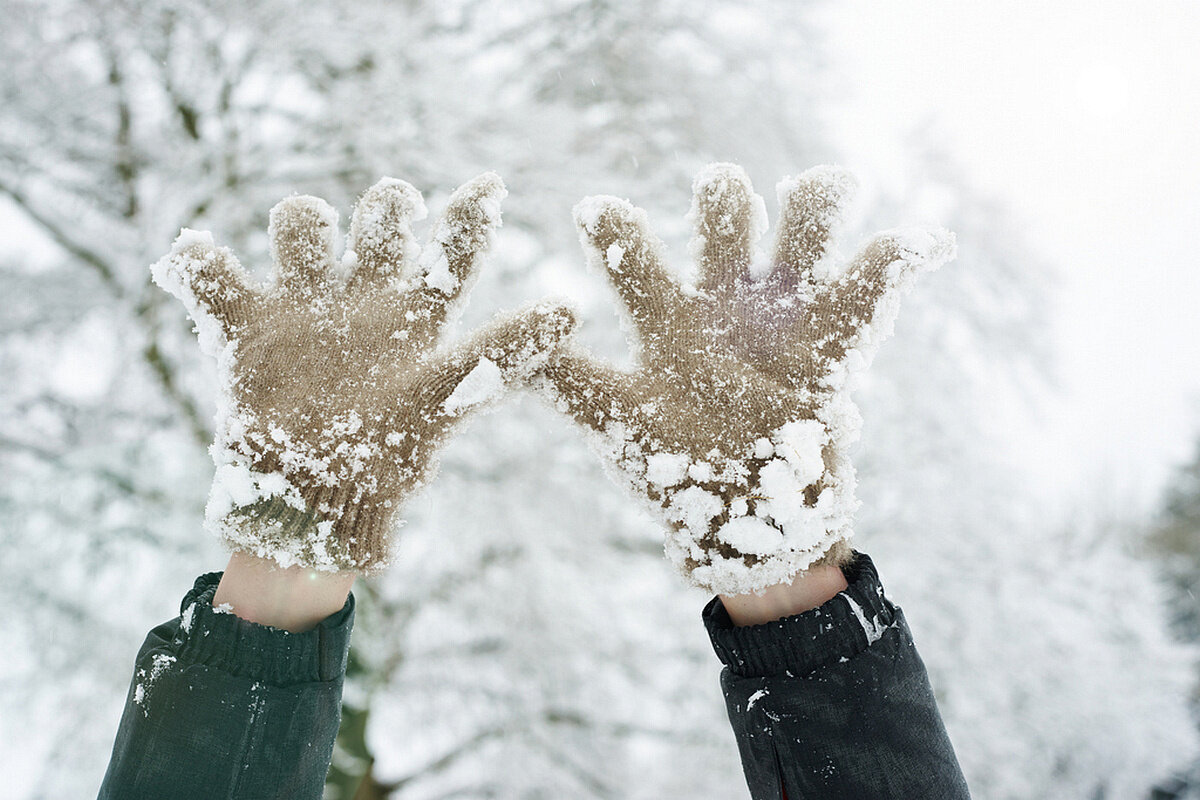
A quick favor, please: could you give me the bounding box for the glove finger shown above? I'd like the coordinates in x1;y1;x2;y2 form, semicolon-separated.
691;163;765;294
346;177;426;292
417;302;577;421
573;195;682;349
411;172;507;328
536;347;651;439
269;195;339;296
151;230;261;343
810;227;955;359
771;166;857;289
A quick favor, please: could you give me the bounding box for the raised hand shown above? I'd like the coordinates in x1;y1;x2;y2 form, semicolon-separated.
537;164;954;594
153;174;575;572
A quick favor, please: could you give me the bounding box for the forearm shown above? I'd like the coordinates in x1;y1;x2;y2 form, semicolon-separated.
99;571;354;799
706;553;970;800
719;562;848;626
213;550;356;633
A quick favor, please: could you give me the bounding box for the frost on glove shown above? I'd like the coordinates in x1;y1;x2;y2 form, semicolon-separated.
153;174;575;573
536;164;954;595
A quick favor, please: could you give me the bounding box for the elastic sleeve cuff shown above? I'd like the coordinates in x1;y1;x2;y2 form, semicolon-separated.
702;552;897;678
170;572;354;686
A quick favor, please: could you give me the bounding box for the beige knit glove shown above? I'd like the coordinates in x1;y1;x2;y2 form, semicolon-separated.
152;174;575;573
537;164;954;595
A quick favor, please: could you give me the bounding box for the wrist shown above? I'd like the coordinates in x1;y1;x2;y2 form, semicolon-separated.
718;562;848;627
213;550;356;633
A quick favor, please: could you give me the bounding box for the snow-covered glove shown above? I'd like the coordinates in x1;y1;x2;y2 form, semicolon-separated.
536;164;954;595
153;174;576;573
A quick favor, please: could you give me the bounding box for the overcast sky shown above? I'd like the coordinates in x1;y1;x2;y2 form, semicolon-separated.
819;0;1200;514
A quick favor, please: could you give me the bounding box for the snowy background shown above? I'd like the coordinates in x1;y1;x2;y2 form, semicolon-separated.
1;1;1198;798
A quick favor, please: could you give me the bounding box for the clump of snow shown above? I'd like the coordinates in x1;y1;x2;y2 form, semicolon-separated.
133;653;177;714
420;248;456;294
843;594;887;645
180;602;196;633
718;517;783;556
666;485;723;533
207;462;306;521
443;357;504;415
773;420;825;485
645;452;689;487
605;242;626;272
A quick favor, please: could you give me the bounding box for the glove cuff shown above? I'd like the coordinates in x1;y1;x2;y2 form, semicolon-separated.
212;491;395;573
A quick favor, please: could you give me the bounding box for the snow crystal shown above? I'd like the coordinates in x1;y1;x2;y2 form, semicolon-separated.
753;437;774;459
443;357;503;415
645;452;690;487
717;516;784;556
747;688;769;710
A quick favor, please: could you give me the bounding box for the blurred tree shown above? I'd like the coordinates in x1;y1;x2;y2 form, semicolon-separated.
1;1;1195;798
1150;435;1200;647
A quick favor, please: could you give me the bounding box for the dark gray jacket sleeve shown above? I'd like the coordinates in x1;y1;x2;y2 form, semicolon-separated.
98;572;354;800
704;553;971;800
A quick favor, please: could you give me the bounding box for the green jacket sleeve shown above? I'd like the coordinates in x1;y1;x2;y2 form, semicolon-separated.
97;572;354;800
704;553;970;800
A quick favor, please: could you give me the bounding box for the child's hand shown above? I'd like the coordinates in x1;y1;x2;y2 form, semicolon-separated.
537;164;953;595
153;174;575;573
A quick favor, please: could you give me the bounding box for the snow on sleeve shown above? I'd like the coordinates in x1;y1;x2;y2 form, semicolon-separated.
443;357;504;415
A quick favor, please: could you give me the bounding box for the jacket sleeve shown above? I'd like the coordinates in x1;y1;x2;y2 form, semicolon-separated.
704;553;971;800
97;572;354;800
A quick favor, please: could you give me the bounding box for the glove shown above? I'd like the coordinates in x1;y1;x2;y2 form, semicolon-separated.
536;164;954;595
152;173;576;573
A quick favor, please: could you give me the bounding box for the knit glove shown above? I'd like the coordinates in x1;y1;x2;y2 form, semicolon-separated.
537;164;954;595
153;174;575;573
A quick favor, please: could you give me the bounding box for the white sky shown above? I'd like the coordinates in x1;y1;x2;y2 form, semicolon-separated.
819;0;1200;514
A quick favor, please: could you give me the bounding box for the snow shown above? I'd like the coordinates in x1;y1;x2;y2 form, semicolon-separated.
420;249;456;294
443;357;504;415
687;163;768;271
843;595;886;645
775;166;856;282
606;242;626;271
717;517;783;556
645;452;690;487
133;653;177;713
666;485;723;534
